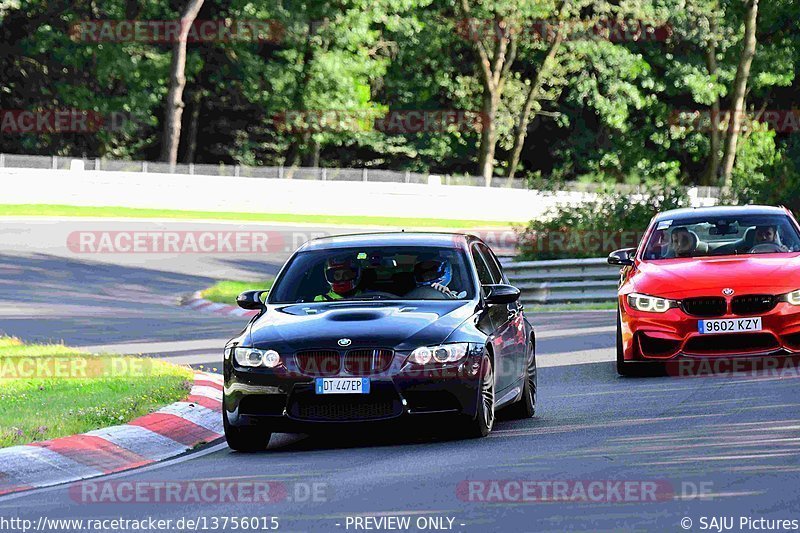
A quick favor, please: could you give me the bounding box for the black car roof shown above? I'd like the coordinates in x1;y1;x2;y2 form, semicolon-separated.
654;205;788;223
298;232;476;252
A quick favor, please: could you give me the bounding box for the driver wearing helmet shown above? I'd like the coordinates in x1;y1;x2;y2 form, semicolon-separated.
413;259;456;299
315;257;362;301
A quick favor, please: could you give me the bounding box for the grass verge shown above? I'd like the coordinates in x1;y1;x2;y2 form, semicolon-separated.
0;204;512;228
201;280;274;305
0;336;193;448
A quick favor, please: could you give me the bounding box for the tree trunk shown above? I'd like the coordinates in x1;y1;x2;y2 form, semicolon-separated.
160;0;205;165
478;93;499;185
702;31;721;186
719;0;759;188
183;91;201;164
506;13;566;181
459;0;516;185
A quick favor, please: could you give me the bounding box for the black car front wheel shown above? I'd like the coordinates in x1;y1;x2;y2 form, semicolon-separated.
506;342;537;419
459;353;495;438
223;409;272;452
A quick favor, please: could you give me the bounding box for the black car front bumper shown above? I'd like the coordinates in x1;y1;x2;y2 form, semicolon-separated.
223;355;484;432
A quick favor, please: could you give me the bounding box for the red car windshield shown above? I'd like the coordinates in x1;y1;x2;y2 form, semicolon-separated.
642;215;800;260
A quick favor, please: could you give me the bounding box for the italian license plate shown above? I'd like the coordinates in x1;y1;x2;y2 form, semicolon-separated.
698;317;762;334
315;377;370;395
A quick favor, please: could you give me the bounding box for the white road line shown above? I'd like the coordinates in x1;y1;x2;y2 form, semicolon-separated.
537;325;616;340
76;338;227;355
539;349;615;368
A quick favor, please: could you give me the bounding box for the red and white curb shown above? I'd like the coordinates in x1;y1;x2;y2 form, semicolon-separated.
182;291;258;318
0;372;225;496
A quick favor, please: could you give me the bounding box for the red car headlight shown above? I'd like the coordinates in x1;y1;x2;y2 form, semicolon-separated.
627;293;679;313
781;290;800;306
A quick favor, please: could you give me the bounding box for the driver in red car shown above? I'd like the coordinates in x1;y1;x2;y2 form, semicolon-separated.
315;257;363;301
669;227;697;258
754;225;788;251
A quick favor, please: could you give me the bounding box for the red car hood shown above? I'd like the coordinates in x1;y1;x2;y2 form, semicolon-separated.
632;253;800;298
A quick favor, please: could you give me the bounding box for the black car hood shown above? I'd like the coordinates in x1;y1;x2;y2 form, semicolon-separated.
245;300;477;352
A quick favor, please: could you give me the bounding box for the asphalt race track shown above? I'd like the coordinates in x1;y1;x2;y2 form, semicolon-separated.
1;219;799;532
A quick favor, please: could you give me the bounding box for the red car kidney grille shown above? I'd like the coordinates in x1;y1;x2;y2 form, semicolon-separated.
731;295;778;316
681;297;727;317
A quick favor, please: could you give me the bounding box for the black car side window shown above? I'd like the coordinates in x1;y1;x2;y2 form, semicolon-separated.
477;243;504;284
470;245;495;286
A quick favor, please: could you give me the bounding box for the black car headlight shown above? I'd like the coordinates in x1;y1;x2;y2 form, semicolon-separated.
408;343;470;365
627;293;678;313
781;290;800;306
233;347;282;368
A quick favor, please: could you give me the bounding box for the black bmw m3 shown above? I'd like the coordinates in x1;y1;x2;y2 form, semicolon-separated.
222;233;536;451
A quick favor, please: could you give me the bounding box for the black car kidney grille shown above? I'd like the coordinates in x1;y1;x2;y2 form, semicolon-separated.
681;297;727;317
731;295;777;316
344;349;394;375
295;350;340;376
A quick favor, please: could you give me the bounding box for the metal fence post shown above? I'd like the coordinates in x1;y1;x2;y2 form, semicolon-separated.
189;163;194;175
321;168;327;181
362;168;368;182
95;158;100;170
52;156;57;169
142;161;148;173
278;165;284;179
404;170;410;183
234;165;240;177
0;154;5;168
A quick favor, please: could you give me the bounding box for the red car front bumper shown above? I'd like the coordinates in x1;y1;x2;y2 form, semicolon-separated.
620;297;800;361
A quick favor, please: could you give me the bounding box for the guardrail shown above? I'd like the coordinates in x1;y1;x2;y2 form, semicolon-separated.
503;258;621;305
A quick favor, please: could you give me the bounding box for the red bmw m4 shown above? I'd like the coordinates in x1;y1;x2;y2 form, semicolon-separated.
608;205;800;376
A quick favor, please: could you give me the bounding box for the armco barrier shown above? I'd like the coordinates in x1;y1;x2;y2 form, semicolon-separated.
503;258;621;305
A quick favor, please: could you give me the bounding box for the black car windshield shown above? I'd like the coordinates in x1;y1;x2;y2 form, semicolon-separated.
642;214;800;260
268;246;476;303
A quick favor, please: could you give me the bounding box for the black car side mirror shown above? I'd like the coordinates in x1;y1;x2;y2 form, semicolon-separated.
236;290;268;311
484;284;520;305
608;248;636;266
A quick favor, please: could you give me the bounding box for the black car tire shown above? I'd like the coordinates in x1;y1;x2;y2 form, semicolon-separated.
223;409;272;452
459;353;495;438
506;342;536;419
